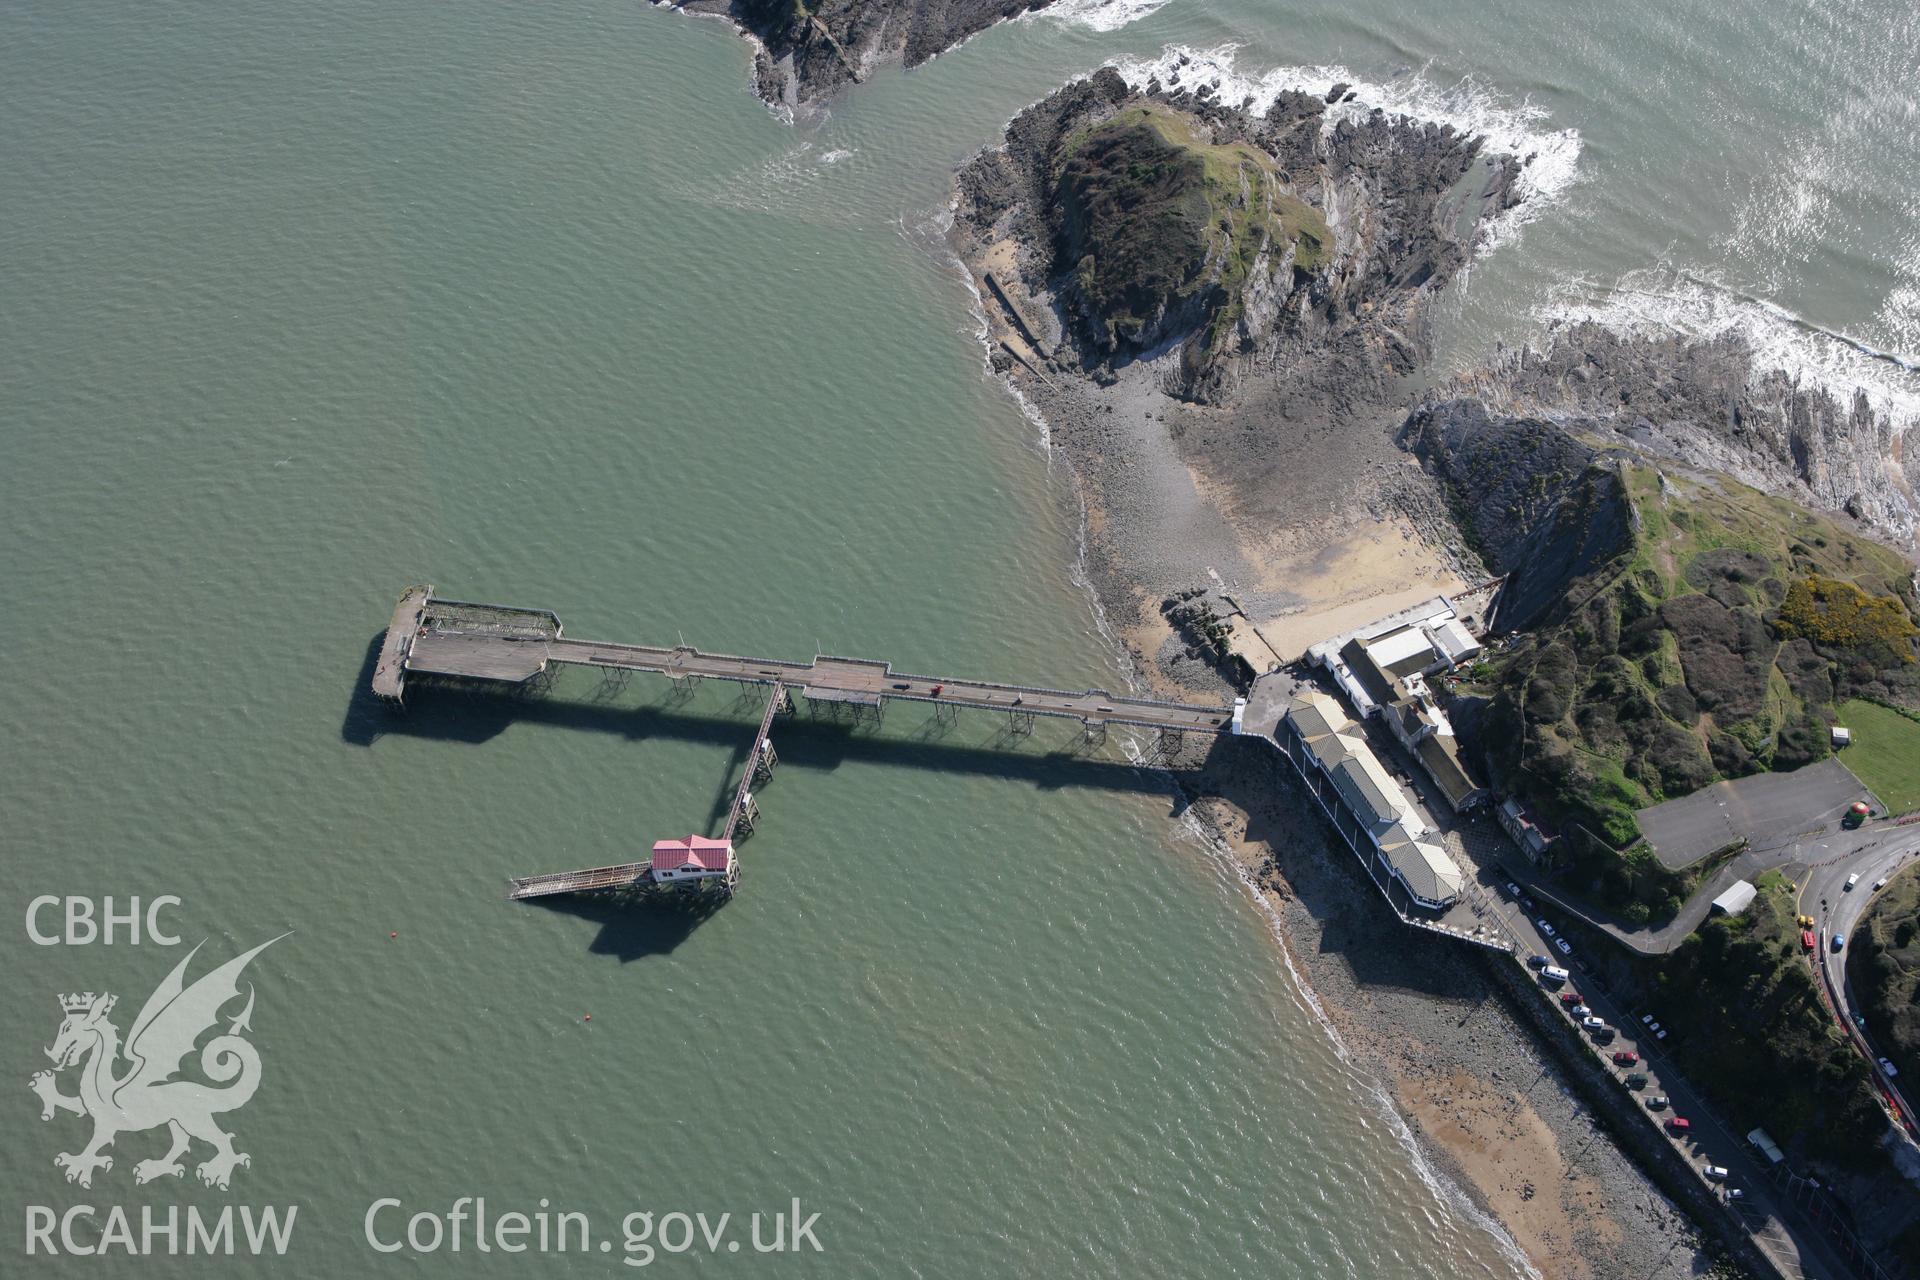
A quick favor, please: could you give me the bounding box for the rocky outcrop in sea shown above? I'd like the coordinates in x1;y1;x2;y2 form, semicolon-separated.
662;0;1054;110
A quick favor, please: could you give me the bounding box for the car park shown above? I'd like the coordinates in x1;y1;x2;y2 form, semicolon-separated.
1666;1117;1692;1134
1612;1051;1639;1066
1645;1095;1669;1110
1702;1164;1728;1181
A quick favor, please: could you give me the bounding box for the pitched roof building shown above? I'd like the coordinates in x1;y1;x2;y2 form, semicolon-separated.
650;835;737;884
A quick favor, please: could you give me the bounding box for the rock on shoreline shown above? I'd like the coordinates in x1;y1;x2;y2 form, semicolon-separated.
660;0;1054;111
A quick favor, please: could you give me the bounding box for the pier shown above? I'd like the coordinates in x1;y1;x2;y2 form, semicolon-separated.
376;589;1233;734
379;588;1233;899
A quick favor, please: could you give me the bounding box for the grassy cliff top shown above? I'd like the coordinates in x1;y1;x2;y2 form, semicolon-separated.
1482;459;1919;891
1052;101;1327;353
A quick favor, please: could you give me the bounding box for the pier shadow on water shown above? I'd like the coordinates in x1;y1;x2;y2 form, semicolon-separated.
342;644;1183;805
524;890;728;963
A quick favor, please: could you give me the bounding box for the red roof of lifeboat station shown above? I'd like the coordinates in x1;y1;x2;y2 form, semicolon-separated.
651;835;733;872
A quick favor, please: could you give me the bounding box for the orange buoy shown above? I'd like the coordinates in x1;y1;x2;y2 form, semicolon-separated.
584;1014;592;1022
389;932;398;939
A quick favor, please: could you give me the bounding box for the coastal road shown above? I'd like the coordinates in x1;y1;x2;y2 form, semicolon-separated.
1803;849;1920;1137
1496;898;1849;1279
1503;810;1914;958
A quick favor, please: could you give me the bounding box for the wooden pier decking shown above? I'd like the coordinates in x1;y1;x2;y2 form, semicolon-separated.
507;859;654;901
722;682;786;844
374;589;1234;734
371;586;432;699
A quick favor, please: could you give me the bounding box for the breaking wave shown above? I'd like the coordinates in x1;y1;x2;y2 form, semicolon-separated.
1107;44;1582;251
1545;268;1920;429
1029;0;1175;33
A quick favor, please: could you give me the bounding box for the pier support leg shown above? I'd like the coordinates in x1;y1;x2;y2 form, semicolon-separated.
1008;709;1035;736
1084;721;1107;747
666;677;697;706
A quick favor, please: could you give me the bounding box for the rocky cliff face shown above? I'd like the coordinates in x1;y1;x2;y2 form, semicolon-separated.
1403;403;1632;632
1449;325;1920;550
667;0;1052;109
954;68;1521;405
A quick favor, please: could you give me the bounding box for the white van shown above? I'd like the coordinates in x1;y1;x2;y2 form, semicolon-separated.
1541;965;1570;983
1846;873;1860;890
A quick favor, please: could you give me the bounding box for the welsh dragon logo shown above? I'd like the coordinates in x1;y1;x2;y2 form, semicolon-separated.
28;936;286;1190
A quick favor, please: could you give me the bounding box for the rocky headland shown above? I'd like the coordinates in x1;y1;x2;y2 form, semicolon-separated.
659;0;1054;110
953;64;1920;1280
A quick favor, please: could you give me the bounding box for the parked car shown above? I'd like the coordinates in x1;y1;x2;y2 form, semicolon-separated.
1624;1072;1649;1089
1666;1117;1692;1134
1537;919;1555;938
1703;1164;1729;1181
1528;954;1552;969
1727;1188;1745;1201
1645;1095;1670;1110
1559;991;1584;1006
1505;882;1522;898
1570;1005;1592;1018
1612;1051;1640;1067
1541;965;1570;984
1875;877;1889;891
1555;937;1573;955
1641;1014;1655;1025
1647;1021;1662;1034
1881;1058;1900;1079
1581;1016;1607;1032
